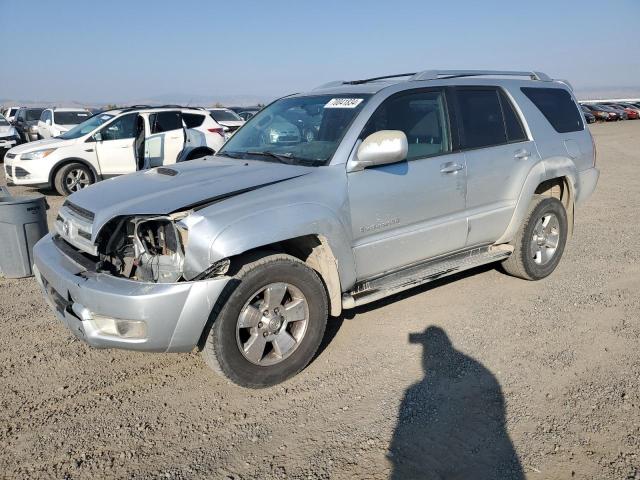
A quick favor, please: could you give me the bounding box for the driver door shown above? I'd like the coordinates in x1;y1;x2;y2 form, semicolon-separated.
95;113;138;176
348;88;468;280
145;111;185;167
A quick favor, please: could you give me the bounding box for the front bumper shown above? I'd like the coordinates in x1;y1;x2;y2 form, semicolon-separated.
33;234;230;352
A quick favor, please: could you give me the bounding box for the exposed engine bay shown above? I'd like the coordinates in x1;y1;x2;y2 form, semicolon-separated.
97;215;188;283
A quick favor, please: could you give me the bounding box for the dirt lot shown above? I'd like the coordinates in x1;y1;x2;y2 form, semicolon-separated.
1;121;639;479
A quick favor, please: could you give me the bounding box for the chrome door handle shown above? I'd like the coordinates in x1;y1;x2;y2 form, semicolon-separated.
514;149;530;160
440;162;464;174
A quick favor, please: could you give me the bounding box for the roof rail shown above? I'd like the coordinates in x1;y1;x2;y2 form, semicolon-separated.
410;70;552;81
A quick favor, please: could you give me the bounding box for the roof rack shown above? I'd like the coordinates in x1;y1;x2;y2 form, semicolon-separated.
409;70;552;81
315;69;552;89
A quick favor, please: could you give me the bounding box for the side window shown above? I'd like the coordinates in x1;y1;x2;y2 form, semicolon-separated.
362;89;451;161
456;88;506;149
149;111;182;133
499;90;527;143
182;113;205;129
100;114;137;141
521;87;583;133
40;111;48;122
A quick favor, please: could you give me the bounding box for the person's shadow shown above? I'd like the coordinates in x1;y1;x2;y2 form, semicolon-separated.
389;326;524;480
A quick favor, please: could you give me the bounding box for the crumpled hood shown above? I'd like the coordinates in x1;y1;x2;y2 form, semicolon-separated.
67;156;314;236
8;137;75;154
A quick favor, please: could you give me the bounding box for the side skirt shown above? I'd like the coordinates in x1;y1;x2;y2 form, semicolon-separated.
342;244;513;309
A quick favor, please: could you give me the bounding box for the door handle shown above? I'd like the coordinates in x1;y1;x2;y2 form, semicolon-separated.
440;162;464;174
514;149;530;160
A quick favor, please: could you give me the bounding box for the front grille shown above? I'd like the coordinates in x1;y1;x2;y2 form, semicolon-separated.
5;153;16;160
14;166;29;178
64;201;95;222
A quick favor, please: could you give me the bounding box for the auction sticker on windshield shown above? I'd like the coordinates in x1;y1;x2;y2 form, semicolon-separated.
324;98;364;109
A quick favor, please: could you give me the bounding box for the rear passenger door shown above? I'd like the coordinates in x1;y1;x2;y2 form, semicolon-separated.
145;111;185;167
348;88;468;280
454;87;537;246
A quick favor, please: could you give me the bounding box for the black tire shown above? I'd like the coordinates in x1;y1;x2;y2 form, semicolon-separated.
53;162;94;196
202;253;328;388
501;195;568;281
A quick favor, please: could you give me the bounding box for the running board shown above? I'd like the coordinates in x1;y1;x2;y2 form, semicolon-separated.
342;245;512;309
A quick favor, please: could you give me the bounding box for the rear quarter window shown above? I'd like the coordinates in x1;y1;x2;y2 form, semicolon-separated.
182;113;205;128
521;87;583;133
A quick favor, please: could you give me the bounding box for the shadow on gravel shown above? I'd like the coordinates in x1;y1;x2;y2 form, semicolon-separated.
388;326;523;480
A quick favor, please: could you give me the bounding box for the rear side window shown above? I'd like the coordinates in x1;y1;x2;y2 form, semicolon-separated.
182;113;205;128
456;89;506;149
521;87;583;133
149;111;182;133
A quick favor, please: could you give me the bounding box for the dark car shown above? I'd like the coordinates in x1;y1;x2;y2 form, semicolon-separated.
606;103;639;120
598;104;627;120
14;107;45;142
580;105;596;124
582;104;616;122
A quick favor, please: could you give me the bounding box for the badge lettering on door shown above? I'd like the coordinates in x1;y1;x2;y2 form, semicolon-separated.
360;218;399;233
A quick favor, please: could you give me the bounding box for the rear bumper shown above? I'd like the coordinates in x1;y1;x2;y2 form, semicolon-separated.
576;167;599;205
33;234;230;352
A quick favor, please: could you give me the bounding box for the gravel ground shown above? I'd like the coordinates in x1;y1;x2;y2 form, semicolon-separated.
0;121;639;479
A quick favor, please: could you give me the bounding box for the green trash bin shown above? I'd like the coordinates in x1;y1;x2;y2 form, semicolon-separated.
0;187;49;278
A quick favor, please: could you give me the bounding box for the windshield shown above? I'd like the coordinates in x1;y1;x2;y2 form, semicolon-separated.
26;109;44;121
0;114;8;126
209;109;242;122
59;113;115;140
54;111;91;125
219;94;371;166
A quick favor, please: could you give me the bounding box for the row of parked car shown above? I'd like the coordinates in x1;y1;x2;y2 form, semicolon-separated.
0;105;254;195
579;101;640;122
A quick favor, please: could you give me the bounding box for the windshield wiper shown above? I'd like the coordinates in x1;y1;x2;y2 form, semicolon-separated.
245;151;296;165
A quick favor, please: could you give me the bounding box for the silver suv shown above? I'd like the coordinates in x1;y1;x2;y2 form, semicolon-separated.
33;70;599;387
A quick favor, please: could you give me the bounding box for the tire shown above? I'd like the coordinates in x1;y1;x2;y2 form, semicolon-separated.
202;253;328;388
501;195;568;281
53;162;94;196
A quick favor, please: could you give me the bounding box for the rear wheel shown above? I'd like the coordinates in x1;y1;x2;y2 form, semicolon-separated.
502;195;568;280
202;253;328;388
53;162;94;196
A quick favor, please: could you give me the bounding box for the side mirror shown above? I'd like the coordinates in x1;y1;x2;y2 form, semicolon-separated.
348;130;408;172
93;132;103;142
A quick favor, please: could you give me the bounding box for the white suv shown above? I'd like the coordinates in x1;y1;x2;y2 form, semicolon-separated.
37;108;92;139
1;106;21;123
4;106;226;196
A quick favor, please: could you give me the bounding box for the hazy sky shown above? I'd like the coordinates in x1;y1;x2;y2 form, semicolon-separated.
1;0;639;102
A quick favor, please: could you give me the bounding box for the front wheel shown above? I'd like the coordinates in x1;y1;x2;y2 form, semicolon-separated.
502;195;568;280
202;253;328;388
53;162;94;196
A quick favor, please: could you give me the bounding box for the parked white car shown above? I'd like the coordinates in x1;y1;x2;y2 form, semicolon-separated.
4;106;225;196
208;108;245;138
0;113;19;157
37;108;92;139
1;106;22;123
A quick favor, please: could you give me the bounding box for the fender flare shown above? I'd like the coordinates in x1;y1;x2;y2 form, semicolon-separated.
178;146;215;162
496;156;578;244
48;157;101;186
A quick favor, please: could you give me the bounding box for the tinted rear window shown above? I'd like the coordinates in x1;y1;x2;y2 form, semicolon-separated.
456;89;506;149
521;87;583;133
182;113;205;128
149;111;182;133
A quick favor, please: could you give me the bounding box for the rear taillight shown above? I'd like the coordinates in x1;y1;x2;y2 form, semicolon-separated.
207;127;225;136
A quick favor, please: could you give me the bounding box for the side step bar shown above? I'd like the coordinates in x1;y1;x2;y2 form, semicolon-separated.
342;245;513;309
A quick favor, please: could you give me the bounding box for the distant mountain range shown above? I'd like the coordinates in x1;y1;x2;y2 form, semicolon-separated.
0;93;276;109
2;86;639;108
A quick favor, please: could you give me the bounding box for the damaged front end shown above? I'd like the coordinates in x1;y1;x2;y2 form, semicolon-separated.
96;215;187;283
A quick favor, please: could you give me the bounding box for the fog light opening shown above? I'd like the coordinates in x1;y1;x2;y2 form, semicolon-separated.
91;315;147;339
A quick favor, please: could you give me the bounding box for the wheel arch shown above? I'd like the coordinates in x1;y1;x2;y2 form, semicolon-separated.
48;157;100;187
496;158;577;244
179;146;215;162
